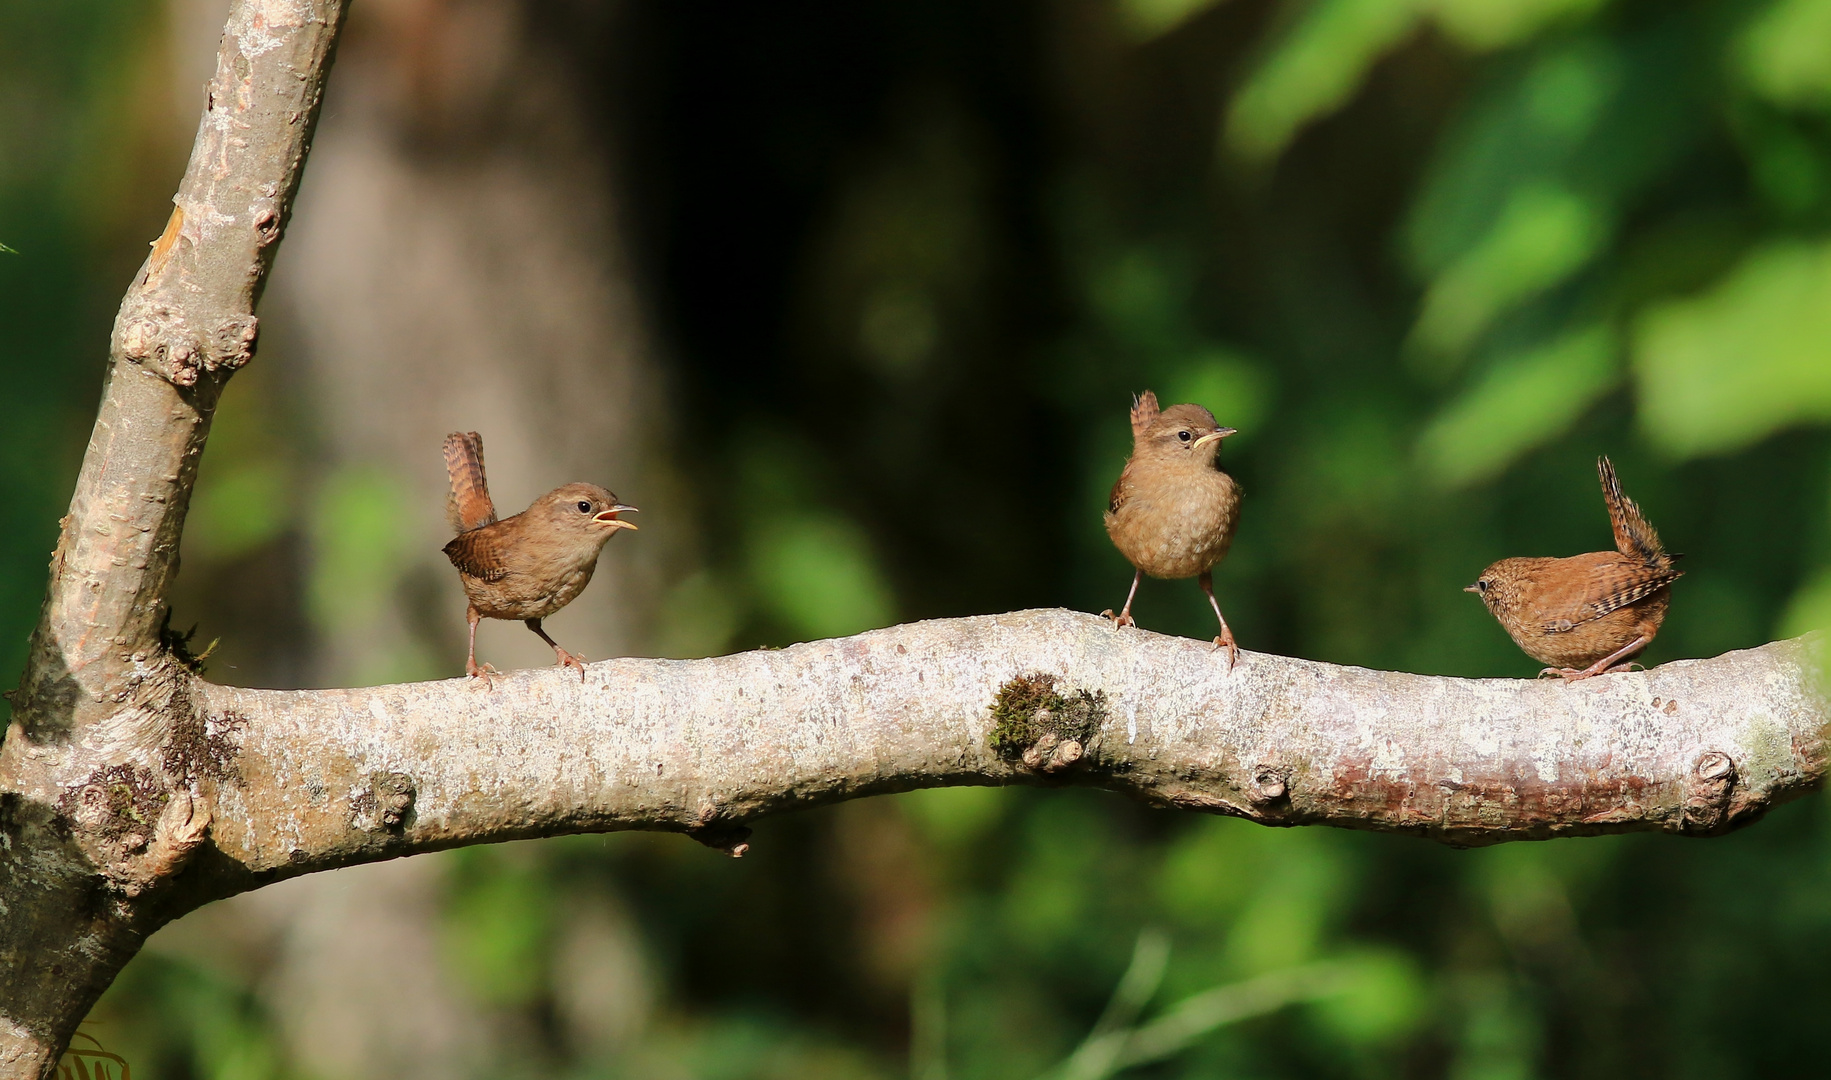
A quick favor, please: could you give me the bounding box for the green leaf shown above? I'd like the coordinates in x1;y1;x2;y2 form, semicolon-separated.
1780;565;1831;638
900;785;1005;848
1418;323;1617;486
1737;0;1831;109
1409;183;1608;365
1425;0;1606;51
1117;0;1226;40
306;467;414;631
1225;0;1614;167
1307;948;1426;1046
1225;0;1423;163
1634;239;1831;457
442;854;553;1006
749;512;895;640
1402;40;1623;277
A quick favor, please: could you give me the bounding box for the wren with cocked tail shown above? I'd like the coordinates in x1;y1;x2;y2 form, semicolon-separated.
441;432;637;681
1101;391;1243;667
1467;456;1681;681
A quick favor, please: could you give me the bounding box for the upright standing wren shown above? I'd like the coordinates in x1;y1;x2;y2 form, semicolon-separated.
441;432;637;680
1468;456;1682;681
1102;391;1243;667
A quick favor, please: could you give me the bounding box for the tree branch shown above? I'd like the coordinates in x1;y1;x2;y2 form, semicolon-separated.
12;0;343;740
186;610;1825;894
0;0;1826;1074
0;1;347;1075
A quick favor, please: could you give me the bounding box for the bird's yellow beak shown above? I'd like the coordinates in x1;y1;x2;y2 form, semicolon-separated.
594;505;638;530
1463;584;1481;594
1193;427;1237;448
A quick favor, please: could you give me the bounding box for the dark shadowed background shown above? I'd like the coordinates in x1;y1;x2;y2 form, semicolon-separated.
6;0;1831;1075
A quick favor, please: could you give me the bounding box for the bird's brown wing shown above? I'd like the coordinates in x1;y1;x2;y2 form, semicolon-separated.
1130;391;1160;443
1569;564;1682;626
444;431;497;534
1108;460;1134;515
1533;554;1683;633
442;526;510;582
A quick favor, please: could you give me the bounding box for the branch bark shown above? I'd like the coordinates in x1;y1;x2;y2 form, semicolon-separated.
0;1;347;1074
189;612;1823;887
0;0;1826;1076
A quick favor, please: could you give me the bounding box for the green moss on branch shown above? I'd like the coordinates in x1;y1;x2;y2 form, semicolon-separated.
988;672;1107;770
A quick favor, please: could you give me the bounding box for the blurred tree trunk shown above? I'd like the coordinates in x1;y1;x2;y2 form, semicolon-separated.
278;0;673;685
151;2;679;1076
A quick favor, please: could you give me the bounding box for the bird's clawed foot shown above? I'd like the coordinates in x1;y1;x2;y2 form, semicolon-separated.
1540;659;1643;682
1105;572;1143;630
553;648;588;680
1542;635;1651;683
465;660;501;689
1211;628;1239;671
525;619;588;681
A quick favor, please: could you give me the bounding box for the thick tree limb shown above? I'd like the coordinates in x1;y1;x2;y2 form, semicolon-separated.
189;612;1824;889
14;0;343;741
0;1;347;1075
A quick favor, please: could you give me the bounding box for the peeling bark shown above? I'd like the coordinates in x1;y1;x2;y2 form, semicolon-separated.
0;0;1828;1075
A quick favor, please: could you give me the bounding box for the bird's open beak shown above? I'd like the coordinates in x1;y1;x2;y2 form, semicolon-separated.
1463;584;1480;594
1193;427;1238;447
594;505;639;530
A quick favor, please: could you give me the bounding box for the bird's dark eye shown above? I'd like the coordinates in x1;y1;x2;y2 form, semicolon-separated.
1178;430;1192;442
576;500;593;514
1478;579;1490;591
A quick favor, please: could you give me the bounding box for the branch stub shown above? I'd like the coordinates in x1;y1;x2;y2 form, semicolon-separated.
1680;750;1738;835
1250;764;1291;806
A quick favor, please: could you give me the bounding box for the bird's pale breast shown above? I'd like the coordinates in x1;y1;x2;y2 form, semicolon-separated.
464;560;597;620
1105;464;1239;580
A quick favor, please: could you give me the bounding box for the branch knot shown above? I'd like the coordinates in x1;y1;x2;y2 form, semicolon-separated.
58;765;212;896
1250;765;1291;806
116;304;259;386
350;772;416;833
689;802;752;857
1680;750;1738;835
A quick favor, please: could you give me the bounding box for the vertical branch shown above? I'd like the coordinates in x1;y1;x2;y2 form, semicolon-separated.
8;0;347;741
0;2;350;1076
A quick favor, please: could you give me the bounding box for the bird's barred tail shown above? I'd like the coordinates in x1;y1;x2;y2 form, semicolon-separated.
444;431;497;534
1130;390;1161;442
1598;455;1667;567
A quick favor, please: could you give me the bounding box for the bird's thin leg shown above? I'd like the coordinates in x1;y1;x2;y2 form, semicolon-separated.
1102;570;1143;629
1200;570;1239;671
526;618;587;679
1545;634;1651;682
464;606;498;688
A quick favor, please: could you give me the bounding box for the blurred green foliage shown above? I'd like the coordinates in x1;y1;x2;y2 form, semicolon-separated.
0;0;175;684
96;957;288;1080
1636;239;1831;456
11;0;1831;1075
